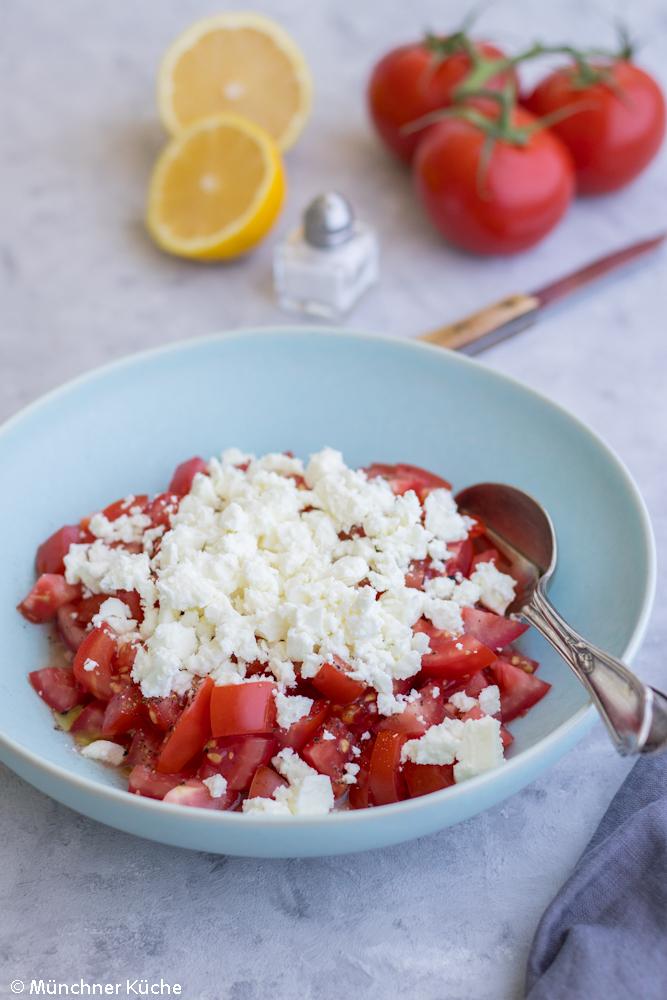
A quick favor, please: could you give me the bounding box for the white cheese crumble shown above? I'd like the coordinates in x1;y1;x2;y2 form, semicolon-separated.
202;774;228;799
274;691;313;730
91;597;136;636
449;691;477;713
470;561;516;616
80;740;126;766
478;684;502;717
342;762;360;785
242;748;334;816
402;714;504;783
64;449;483;710
82;658;97;673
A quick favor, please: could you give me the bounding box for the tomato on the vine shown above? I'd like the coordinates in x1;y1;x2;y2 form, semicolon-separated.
524;60;665;194
413;106;575;254
367;37;516;162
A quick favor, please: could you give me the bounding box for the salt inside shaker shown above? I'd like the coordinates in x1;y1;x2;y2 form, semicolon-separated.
273;192;379;320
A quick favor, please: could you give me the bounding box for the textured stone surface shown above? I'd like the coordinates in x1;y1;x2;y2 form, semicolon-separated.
1;1;666;997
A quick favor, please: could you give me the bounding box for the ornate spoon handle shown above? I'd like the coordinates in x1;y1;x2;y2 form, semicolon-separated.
520;585;667;755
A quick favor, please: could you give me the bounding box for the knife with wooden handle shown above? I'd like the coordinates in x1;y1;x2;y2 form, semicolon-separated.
420;233;665;355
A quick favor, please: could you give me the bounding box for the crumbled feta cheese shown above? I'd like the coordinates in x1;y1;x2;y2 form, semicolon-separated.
402;715;505;784
423;490;469;543
203;774;228;799
470;561;516;616
342;762;360;785
478;684;501;718
92;597;137;636
80;740;125;766
242;797;291;816
322;730;335;741
274;691;313;730
82;658;97;673
271;748;334;816
403;718;465;765
449;691;477;713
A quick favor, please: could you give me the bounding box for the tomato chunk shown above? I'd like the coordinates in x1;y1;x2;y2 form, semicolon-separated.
146;693;185;731
461;607;529;650
168;456;207;496
210;681;277;738
128;765;185;800
126;725;164;767
29;667;83;713
157;678;213;773
102;495;148;522
446;539;473;577
301;717;356;788
365;463;451;498
147;492;180;529
369;730;407;805
414;619;496;680
276;699;330;751
102;682;144;737
70;701;106;740
72;627;117;701
200;735;278;791
330;690;378;735
404;762;455;798
379;681;451;737
18;574;80;623
247;765;288;800
36;525;81;575
164;778;236;810
56;603;88;652
490;659;551;723
311;659;366;704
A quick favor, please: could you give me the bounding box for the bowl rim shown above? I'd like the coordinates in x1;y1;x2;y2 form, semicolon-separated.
0;325;657;828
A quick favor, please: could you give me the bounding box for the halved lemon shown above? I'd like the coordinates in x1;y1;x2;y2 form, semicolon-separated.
146;113;286;260
157;12;312;151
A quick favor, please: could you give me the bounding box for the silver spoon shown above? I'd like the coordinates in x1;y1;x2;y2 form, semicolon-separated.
455;482;667;755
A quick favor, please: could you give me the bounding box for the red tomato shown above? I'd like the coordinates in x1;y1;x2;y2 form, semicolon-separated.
163;778;236;810
445;539;473;577
157;678;214;773
210;681;277;738
490;658;551;722
368;39;516;162
102;495;149;522
114;589;143;622
56;603;88;652
301;717;356;790
247;765;288;800
146;693;185;732
470;548;500;571
72;627;117;701
461;607;528;650
115;640;139;675
36;525;81;575
414;618;496;679
200;735;277;791
311;659;366;704
168;456;207;496
404;761;455;798
499;648;539;674
128;765;185;800
379;680;451;737
70;701;106;740
414;107;575;254
276;699;330;751
330;689;379;736
18;574;80;623
126;724;164;767
102;682;144;737
525;61;665;194
365;462;451;498
368;730;407;805
500;725;514;750
147;493;180;529
29;667;83;713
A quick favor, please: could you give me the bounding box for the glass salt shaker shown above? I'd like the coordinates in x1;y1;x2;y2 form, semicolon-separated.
273;192;379;320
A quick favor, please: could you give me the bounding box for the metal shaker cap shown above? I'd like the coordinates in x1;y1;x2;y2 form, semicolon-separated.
303;192;355;248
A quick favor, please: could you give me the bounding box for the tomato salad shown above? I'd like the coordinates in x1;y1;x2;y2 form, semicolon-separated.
19;450;550;815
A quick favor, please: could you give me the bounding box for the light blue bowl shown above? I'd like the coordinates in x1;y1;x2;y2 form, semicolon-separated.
0;328;655;857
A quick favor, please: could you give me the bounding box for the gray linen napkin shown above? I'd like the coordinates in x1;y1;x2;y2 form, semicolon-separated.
525;754;667;1000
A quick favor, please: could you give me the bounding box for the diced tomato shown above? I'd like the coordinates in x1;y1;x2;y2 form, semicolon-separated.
311;658;366;704
102;495;149;521
70;701;107;740
210;681;277;738
29;667;83;712
157;678;214;773
464;671;491;698
102;682;144;737
146;693;185;731
490;659;551;723
276;699;330;751
200;735;277;791
115;640;139;675
365;463;451;498
500;725;514;750
36;525;82;575
348;765;371;809
114;589;143;622
147;492;180;530
72;627;117;701
405;560;428;589
168;457;207;496
164;778;236;810
128;765;185;800
247;765;288;800
75;594;107;625
302;717;356;790
445;539;473;577
126;724;164;767
461;607;528;651
499;648;539;674
368;730;407;805
404;762;455;798
414;619;496;680
18;574;80;624
330;689;379;735
465;515;487;539
470;548;500;571
379;680;451;737
56;603;88;652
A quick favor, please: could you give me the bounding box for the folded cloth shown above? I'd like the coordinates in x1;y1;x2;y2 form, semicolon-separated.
525;754;667;1000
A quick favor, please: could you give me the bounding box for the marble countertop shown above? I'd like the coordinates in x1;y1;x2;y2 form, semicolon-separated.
2;1;666;997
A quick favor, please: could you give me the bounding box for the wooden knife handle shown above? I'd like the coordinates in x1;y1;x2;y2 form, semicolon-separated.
420;294;540;352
